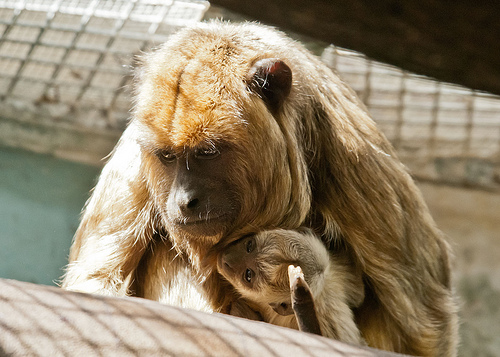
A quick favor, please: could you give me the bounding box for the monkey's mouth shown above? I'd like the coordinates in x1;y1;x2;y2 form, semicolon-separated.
170;213;232;236
180;213;229;225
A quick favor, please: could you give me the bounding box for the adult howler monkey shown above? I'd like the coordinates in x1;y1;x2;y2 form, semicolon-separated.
63;22;458;356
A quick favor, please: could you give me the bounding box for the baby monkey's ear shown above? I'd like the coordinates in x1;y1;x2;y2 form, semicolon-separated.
269;301;294;316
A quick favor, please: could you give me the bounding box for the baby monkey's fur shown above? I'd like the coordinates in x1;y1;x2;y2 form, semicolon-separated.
217;229;364;344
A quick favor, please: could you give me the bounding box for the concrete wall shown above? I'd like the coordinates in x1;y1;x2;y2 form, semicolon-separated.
0;147;100;285
419;183;500;356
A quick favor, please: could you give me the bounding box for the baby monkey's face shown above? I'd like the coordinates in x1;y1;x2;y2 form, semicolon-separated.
217;232;293;313
217;235;259;290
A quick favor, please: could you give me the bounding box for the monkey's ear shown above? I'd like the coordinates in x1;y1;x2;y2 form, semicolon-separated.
247;58;292;113
269;301;294;316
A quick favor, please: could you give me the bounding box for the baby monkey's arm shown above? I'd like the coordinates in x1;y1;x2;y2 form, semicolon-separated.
288;265;322;336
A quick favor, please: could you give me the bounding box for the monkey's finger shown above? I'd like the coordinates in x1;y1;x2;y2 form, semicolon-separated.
290;273;313;306
288;264;304;288
288;265;322;336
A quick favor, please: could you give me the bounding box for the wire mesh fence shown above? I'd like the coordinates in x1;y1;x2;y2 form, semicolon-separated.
0;0;209;129
322;47;500;161
321;47;500;189
0;0;499;189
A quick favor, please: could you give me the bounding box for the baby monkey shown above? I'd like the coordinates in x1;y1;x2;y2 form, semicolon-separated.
217;228;365;344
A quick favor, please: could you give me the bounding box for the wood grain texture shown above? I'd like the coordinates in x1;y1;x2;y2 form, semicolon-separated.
0;278;404;356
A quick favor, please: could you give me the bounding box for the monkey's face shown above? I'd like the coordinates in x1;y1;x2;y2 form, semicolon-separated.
217;235;259;291
138;109;249;246
217;234;292;309
154;143;241;239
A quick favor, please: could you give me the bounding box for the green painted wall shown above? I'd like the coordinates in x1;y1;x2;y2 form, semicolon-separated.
0;147;100;286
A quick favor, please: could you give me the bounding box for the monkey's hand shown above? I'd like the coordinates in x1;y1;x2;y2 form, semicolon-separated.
229;298;264;322
288;265;323;336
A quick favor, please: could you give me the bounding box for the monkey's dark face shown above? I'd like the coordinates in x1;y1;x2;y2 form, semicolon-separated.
155;143;240;238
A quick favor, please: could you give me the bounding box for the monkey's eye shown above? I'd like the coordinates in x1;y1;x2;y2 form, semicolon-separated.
158;149;176;163
194;147;220;160
244;268;254;283
245;238;255;253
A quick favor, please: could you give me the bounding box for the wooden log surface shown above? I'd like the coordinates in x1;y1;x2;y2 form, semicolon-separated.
0;278;404;356
209;0;500;95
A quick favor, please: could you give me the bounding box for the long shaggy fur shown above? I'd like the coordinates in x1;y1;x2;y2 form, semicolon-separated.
62;21;458;356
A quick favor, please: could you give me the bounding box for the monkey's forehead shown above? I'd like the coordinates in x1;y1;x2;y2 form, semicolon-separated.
133;23;293;149
136;80;248;149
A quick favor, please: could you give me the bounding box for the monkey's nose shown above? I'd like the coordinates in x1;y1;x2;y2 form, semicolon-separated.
221;255;234;273
176;192;201;216
182;197;200;212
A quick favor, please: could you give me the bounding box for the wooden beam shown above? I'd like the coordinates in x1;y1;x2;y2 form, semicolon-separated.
209;0;500;95
0;278;403;356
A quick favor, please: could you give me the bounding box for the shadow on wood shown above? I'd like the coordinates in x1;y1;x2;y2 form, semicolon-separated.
0;278;404;356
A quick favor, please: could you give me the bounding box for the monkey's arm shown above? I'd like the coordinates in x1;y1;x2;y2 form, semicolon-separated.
62;123;154;295
288;257;364;344
288;265;322;336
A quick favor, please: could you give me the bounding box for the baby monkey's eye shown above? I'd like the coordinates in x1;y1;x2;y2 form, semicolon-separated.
244;268;254;283
245;237;255;253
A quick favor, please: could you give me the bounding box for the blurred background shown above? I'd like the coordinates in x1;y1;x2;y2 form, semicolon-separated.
0;1;498;355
